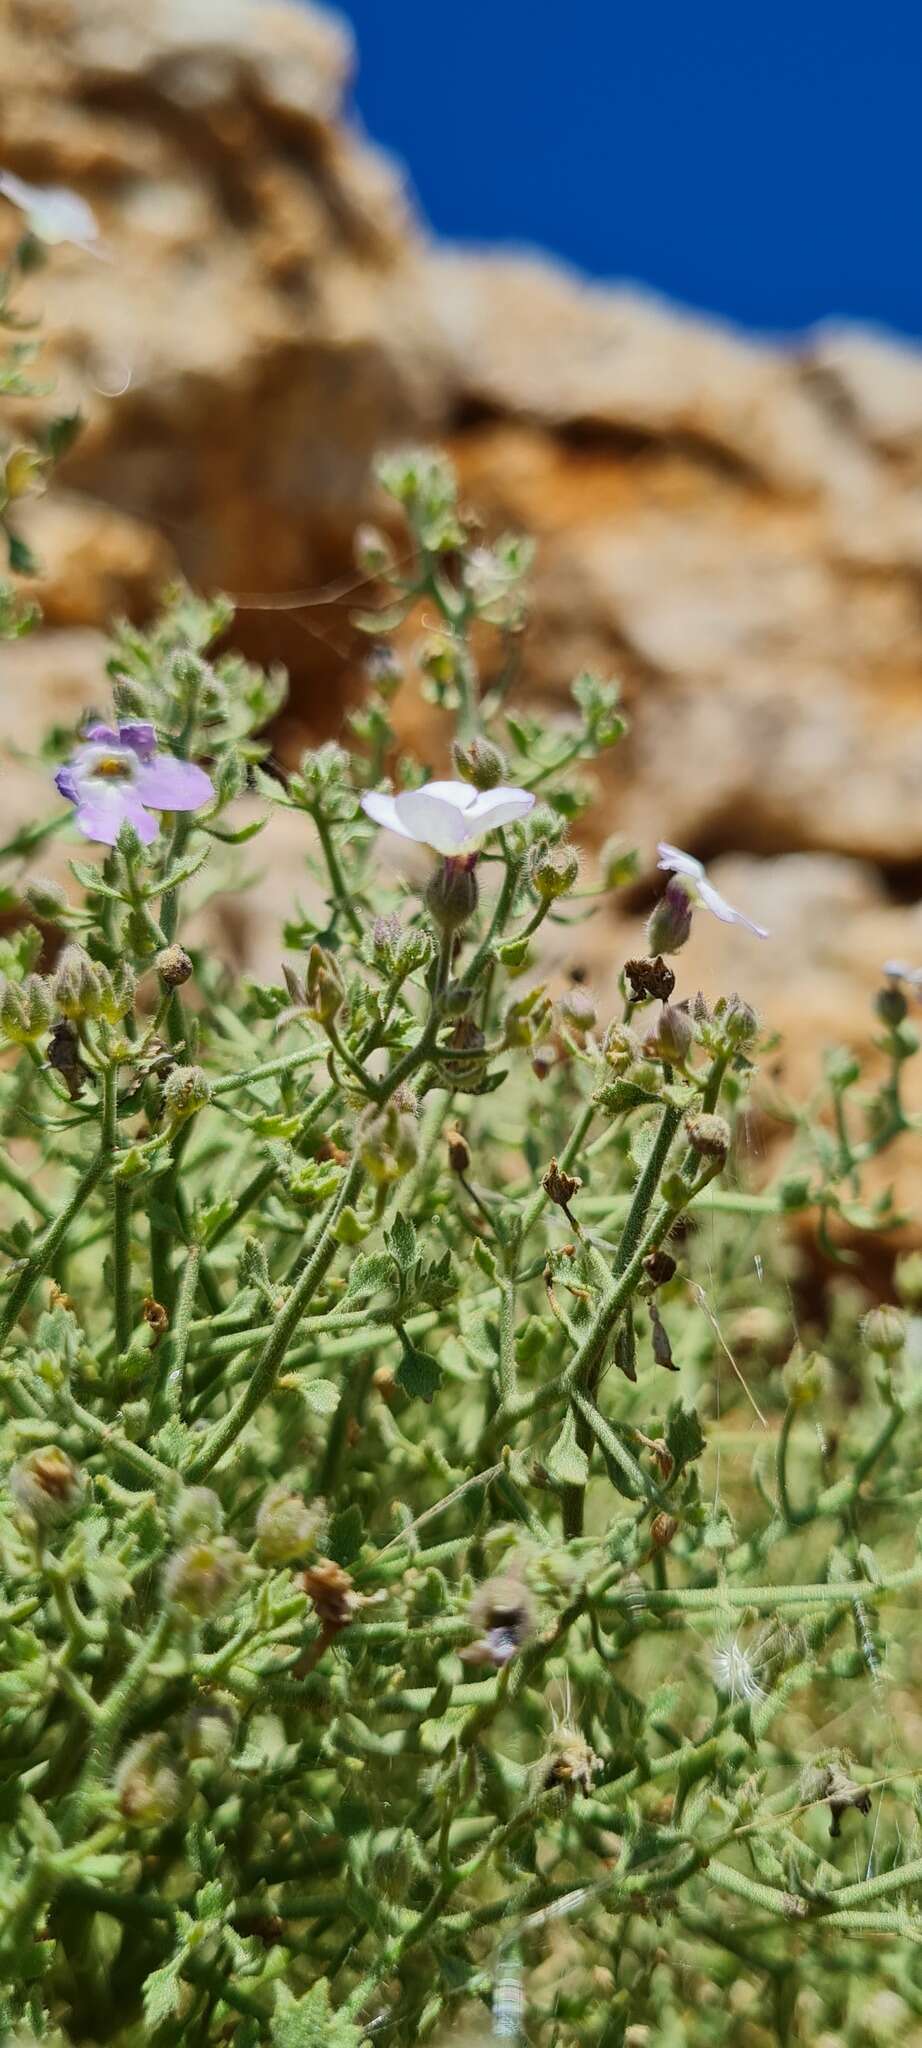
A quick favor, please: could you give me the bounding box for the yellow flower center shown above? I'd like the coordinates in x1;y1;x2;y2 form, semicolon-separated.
95;755;132;780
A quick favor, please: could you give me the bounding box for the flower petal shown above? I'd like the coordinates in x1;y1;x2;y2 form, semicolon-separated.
656;842;704;880
698;876;769;939
118;722;157;762
393;788;471;854
360;791;418;841
55;764;79;805
465;787;536;834
74;787;158;847
413;779;479;811
83;723;120;747
133;755;213;813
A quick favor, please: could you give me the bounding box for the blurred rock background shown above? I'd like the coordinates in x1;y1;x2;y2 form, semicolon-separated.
4;0;922;1210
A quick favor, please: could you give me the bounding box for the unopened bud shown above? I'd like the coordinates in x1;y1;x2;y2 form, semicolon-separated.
650;1512;679;1552
170;1486;223;1541
51;945;100;1020
354;523;396;576
895;1252;922;1310
183;1698;238;1766
646;878;693;956
451;736;507;791
114;1736;181;1828
602;1020;642;1072
643;1002;693;1065
357;1089;419;1185
782;1348;830;1407
156;944;193;989
425;854;479;934
529;842;579;902
684;1112;731;1165
23;877;68;920
861;1304;907;1358
9;1444;84;1528
162;1063;211;1126
256;1484;325;1565
559;987;597;1037
164;1536;243;1617
876;983;908;1029
721;993;759;1048
0;973;54;1045
305;943;345;1027
446;1125;471;1176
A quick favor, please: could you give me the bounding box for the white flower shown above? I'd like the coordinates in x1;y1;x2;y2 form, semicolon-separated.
361;778;534;856
656;843;769;939
883;960;922;996
0;171;101;254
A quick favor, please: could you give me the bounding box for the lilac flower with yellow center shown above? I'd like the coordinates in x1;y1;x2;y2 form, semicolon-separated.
55;723;213;846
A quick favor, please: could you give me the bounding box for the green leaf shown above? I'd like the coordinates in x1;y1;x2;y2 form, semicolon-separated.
545;1408;589;1488
665;1400;706;1474
396;1344;442;1404
386;1213;417;1272
344;1251;394;1301
142;1956;183;2030
328;1503;364;1567
271;1979;364;2048
298;1377;340;1416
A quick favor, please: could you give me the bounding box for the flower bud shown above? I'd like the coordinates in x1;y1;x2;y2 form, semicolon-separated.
0;973;54;1045
114;1736;181;1828
354;523;396;576
559;987;597;1037
89;960;136;1024
861;1304;907;1358
782;1348;830;1407
183;1698;238;1766
446;1125;471;1176
450;736;507;791
529;842;579;902
256;1483;326;1565
650;1512;679;1552
720;993;759;1048
169;1485;224;1540
156;943;193;989
51;945;100;1021
876;983;908;1029
162;1064;211;1127
895;1252;922;1310
602;1020;642;1072
425;854;479;934
23;877;68;920
684;1112;731;1165
646;878;693;956
163;1535;243;1617
305;944;345;1027
358;1089;419;1185
642;1002;693;1065
365;644;403;699
9;1444;84;1528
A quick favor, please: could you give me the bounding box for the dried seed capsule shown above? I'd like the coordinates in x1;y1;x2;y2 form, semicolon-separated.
256;1484;325;1565
684;1112;731;1164
542;1157;582;1215
446;1125;471;1176
9;1445;84;1528
650;1511;679;1551
163;1536;243;1617
624;956;676;1004
303;1557;358;1631
156;943;193;988
114;1736;181;1827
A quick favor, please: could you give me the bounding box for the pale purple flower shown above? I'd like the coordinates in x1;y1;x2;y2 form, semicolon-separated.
361;777;534;856
883;960;922;997
0;170;101;254
656;843;769;939
55;723;213;846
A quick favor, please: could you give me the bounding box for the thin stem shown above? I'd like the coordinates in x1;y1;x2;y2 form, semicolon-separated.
104;1066;132;1355
0;1145;108;1348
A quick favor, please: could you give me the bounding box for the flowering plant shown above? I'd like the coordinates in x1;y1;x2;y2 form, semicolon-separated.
1;444;922;2048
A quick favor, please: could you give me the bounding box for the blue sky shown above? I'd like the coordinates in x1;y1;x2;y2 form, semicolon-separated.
343;0;921;337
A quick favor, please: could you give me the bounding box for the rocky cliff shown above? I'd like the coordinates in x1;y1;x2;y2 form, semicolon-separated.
3;0;922;1204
